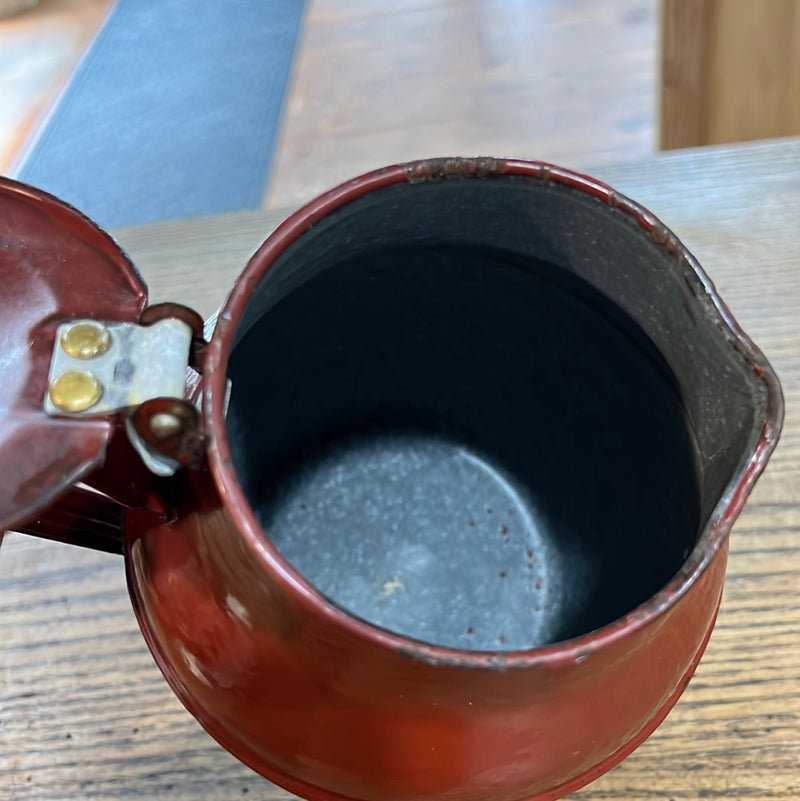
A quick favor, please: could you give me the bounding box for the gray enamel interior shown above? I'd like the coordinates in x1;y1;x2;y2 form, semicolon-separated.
224;175;766;651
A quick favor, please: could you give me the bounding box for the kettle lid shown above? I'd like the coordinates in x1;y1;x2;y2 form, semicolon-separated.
0;177;148;531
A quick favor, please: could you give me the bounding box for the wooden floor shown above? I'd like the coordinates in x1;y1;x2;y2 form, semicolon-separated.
266;0;657;208
0;0;657;206
0;0;112;173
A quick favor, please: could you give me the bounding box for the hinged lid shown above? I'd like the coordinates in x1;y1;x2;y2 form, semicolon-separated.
0;177;148;531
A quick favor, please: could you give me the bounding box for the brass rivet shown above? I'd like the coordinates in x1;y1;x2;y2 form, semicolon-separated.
150;412;182;440
60;321;112;359
49;370;103;413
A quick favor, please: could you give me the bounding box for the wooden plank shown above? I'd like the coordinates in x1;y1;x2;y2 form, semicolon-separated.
1;139;799;799
705;0;800;145
661;0;800;149
659;0;710;149
267;0;657;209
0;0;113;173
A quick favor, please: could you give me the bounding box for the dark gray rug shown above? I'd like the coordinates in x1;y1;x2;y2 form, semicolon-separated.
18;0;305;229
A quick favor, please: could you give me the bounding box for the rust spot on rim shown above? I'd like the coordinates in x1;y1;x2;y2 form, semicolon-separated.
405;156;509;181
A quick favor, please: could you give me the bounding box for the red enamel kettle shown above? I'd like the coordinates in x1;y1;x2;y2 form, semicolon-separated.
0;159;783;801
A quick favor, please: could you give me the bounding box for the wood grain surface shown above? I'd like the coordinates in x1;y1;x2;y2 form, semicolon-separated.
266;0;656;209
1;139;799;800
660;0;800;149
0;0;113;173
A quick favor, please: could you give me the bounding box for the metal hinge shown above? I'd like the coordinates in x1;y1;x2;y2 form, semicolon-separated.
45;317;192;416
45;308;207;476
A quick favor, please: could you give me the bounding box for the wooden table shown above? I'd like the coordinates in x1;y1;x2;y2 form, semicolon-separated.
2;139;799;800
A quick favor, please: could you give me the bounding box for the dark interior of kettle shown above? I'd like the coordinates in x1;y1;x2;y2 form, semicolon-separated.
225;176;761;652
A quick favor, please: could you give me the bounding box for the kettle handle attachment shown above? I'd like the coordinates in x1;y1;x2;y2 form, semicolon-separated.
4;305;208;555
15;484;127;554
8;304;208;555
9;409;183;555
